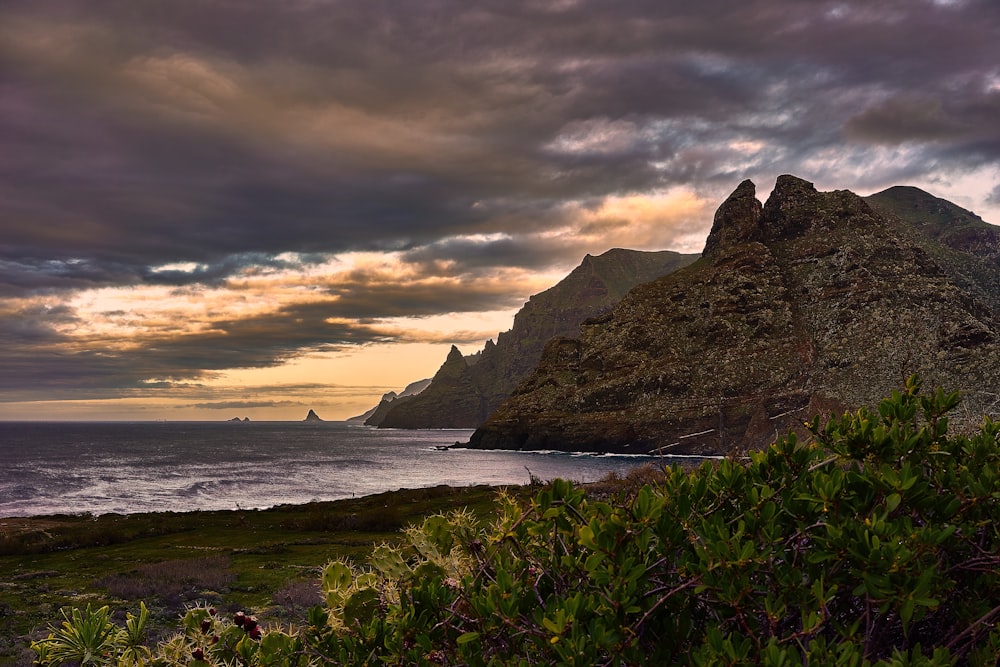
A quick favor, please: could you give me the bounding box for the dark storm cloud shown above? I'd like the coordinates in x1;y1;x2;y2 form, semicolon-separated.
2;1;995;275
2;0;1000;399
844;96;967;145
845;90;1000;147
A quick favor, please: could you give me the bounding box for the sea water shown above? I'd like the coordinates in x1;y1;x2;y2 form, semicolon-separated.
0;421;693;518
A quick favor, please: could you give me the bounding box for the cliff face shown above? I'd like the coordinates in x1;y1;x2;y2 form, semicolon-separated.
374;346;483;429
467;176;1000;455
865;186;1000;313
375;248;698;429
352;379;431;425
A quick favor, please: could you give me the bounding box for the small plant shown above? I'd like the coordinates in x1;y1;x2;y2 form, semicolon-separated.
524;466;544;487
31;602;150;666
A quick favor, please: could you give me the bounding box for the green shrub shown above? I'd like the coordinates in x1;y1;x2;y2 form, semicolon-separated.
32;378;1000;665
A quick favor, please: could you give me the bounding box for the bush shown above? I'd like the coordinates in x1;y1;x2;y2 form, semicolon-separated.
32;378;1000;665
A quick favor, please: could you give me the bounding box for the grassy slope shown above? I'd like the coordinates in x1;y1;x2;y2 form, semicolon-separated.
0;484;520;665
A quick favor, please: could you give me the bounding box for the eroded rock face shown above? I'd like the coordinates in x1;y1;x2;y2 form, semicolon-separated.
377;346;484;429
375;249;698;429
467;176;1000;455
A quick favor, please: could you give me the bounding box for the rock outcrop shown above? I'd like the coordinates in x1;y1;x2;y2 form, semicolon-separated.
375;346;483;428
466;176;1000;455
304;409;323;422
350;379;431;424
374;249;698;428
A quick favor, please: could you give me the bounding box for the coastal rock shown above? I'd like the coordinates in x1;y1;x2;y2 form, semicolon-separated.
375;248;698;428
304;409;323;422
467;176;1000;455
350;378;431;425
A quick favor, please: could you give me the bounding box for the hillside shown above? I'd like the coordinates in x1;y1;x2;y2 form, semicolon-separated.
865;186;1000;312
347;379;431;424
370;248;698;428
466;176;1000;455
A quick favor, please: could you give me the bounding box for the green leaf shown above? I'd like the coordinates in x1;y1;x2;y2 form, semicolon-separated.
343;588;381;627
886;493;901;513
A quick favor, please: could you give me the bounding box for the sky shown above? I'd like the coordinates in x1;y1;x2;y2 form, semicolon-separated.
2;0;999;421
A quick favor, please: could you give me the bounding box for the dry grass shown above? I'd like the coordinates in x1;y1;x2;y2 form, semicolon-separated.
95;555;235;611
582;463;675;502
271;579;323;621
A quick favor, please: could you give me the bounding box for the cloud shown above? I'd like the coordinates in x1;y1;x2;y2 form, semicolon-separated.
844;95;966;145
188;399;315;411
989;184;1000;207
2;0;1000;413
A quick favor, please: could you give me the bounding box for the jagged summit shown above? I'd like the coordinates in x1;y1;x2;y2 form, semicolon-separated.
702;179;761;257
376;344;480;429
467;176;1000;455
443;345;465;367
705;175;884;259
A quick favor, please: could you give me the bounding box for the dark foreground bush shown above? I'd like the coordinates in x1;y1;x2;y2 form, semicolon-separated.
32;378;1000;665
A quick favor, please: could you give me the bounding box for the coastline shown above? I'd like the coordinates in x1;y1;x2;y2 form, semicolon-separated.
0;483;515;665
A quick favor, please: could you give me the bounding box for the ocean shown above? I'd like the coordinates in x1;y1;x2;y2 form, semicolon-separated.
0;421;694;518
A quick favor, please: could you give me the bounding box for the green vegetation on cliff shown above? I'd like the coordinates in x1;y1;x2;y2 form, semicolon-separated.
29;380;1000;665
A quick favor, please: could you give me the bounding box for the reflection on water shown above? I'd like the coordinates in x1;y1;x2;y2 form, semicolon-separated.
0;421;706;518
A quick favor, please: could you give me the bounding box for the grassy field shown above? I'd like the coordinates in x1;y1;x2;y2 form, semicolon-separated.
0;483;522;666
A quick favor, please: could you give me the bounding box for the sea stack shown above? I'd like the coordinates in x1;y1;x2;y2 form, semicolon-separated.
304;409;323;422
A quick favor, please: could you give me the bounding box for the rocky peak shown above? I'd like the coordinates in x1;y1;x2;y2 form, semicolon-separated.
758;174;819;240
702;179;762;258
376;344;481;429
705;175;882;259
437;345;469;377
762;175;882;241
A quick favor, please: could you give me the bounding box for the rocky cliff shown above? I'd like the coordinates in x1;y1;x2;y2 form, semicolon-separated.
374;248;698;428
466;176;1000;455
350;378;431;424
865;186;1000;312
371;346;483;428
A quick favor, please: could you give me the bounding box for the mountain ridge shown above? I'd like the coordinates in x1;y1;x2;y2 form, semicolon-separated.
347;378;431;424
466;175;1000;455
368;248;698;428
